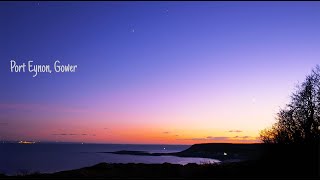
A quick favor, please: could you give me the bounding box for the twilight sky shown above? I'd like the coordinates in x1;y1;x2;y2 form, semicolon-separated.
0;2;319;144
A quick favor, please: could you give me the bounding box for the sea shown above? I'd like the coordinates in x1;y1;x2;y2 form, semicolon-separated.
0;143;220;175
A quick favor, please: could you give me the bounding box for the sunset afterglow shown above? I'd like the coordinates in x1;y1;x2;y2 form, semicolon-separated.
1;2;320;144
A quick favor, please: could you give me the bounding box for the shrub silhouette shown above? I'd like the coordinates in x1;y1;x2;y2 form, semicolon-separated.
260;65;320;144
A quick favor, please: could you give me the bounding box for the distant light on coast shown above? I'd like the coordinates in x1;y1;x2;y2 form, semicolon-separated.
18;140;35;144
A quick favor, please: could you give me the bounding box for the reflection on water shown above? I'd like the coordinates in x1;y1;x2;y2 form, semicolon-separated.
0;144;220;175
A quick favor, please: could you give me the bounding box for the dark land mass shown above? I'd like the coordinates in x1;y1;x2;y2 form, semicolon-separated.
2;143;319;179
103;143;265;162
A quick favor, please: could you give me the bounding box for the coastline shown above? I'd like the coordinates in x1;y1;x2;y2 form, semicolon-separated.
102;143;264;162
2;143;318;178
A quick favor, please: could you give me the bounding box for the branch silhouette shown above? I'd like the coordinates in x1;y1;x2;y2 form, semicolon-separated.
260;65;320;144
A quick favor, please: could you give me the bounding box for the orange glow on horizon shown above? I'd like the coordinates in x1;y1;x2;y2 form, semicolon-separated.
13;124;261;145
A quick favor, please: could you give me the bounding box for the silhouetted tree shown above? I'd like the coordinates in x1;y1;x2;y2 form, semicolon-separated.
260;65;320;144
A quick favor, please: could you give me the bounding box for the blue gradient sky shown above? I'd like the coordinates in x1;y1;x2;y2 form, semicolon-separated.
0;2;319;144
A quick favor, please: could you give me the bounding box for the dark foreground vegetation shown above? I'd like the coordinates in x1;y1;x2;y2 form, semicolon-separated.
2;143;319;179
260;65;320;145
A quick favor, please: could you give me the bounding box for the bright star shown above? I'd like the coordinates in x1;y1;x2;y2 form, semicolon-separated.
252;97;256;103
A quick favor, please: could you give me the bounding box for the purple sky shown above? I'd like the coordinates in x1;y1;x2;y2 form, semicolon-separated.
0;2;319;144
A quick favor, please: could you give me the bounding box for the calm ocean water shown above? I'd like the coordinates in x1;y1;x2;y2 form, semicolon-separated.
0;143;220;175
